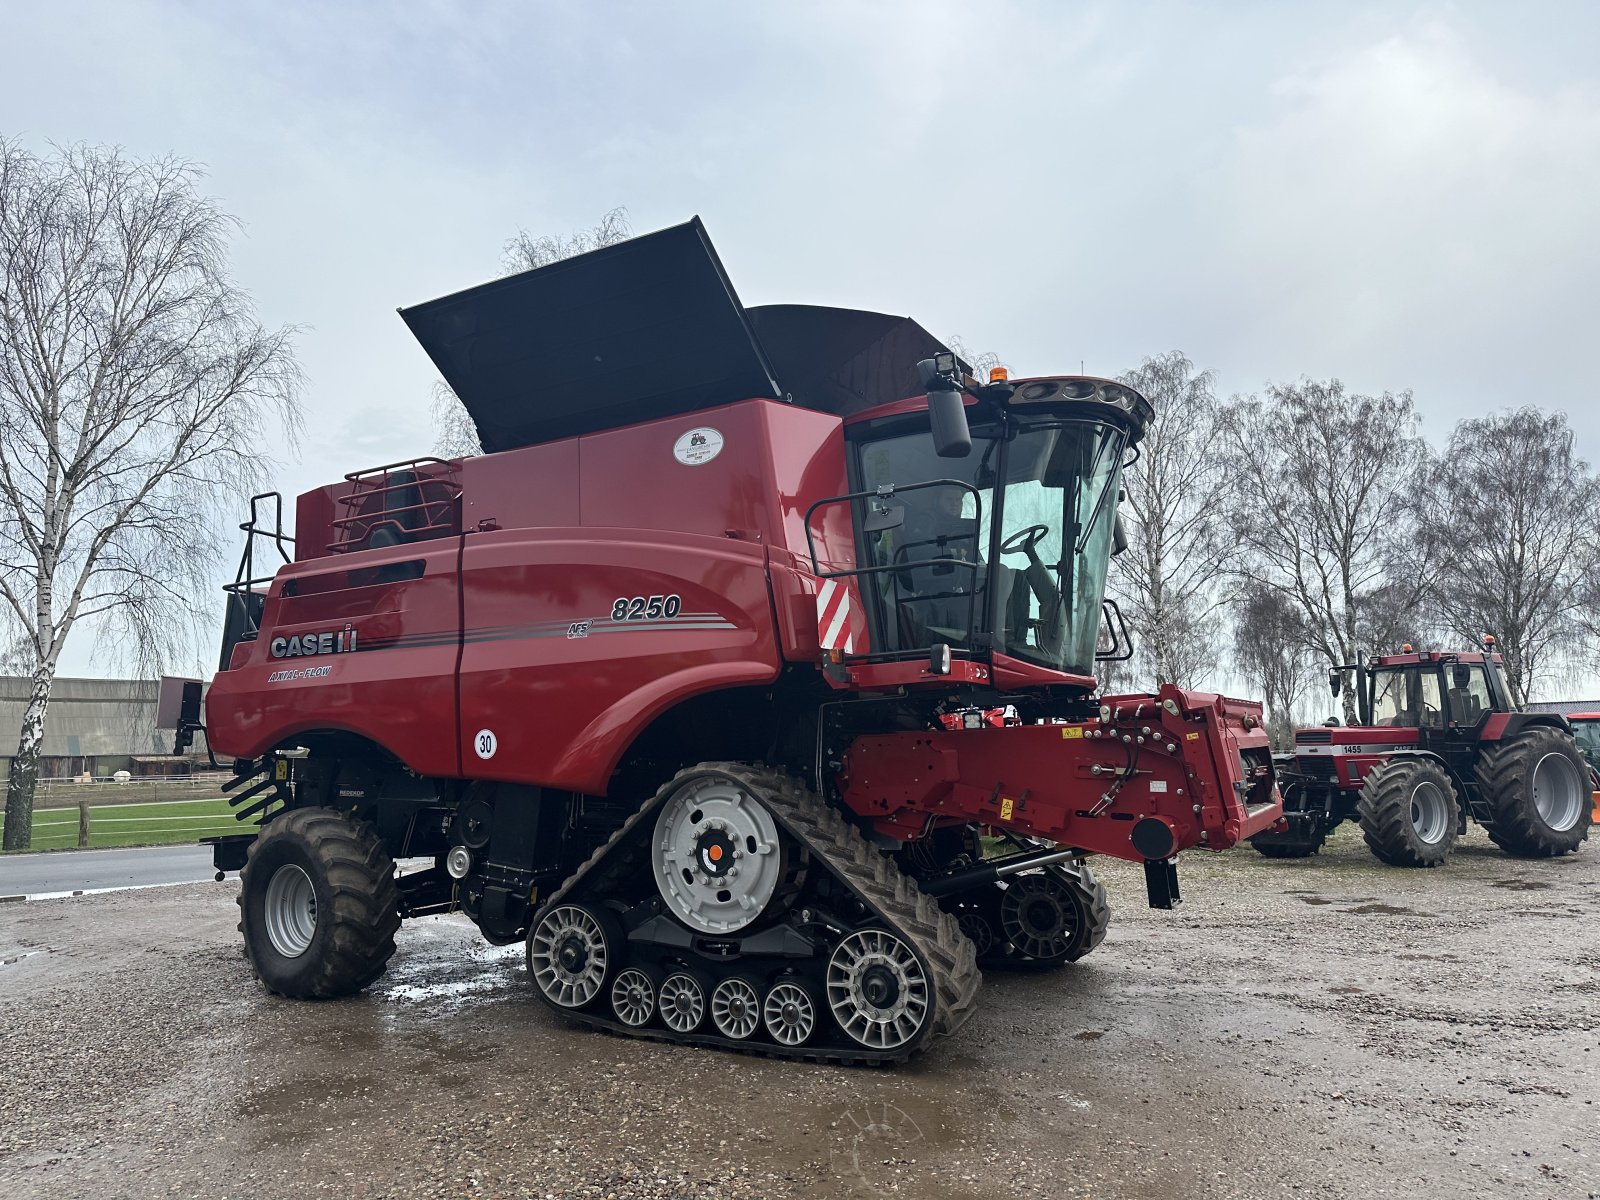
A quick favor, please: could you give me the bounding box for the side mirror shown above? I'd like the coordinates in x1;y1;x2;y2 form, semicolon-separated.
1112;513;1129;556
861;505;905;533
918;356;971;459
1328;668;1342;697
1452;665;1472;688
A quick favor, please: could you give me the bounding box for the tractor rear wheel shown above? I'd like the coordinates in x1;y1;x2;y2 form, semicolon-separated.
1356;759;1459;868
238;807;400;998
1475;727;1592;858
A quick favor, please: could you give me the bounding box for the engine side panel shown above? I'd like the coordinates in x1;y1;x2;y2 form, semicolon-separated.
206;540;464;775
455;529;782;794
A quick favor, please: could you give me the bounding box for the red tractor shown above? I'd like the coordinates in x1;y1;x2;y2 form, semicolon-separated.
1251;642;1592;866
176;219;1280;1063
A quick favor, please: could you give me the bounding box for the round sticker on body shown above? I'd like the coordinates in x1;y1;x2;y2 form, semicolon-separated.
673;427;724;466
473;729;497;760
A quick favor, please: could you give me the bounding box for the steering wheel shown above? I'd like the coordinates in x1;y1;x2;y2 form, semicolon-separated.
1001;524;1050;555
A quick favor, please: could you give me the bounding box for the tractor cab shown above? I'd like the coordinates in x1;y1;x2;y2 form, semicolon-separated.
1341;647;1514;733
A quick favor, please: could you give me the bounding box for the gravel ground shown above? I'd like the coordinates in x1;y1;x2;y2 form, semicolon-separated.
0;822;1596;1200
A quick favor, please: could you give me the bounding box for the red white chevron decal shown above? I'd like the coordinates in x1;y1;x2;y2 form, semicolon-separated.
815;579;855;654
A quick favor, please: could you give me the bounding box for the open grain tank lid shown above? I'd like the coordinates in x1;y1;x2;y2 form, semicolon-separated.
400;217;961;453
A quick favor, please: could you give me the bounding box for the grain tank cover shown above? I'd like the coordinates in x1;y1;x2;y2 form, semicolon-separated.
745;305;964;420
400;217;781;453
401;218;965;452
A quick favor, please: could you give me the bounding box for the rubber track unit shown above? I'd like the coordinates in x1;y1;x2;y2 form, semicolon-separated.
526;762;982;1065
978;860;1110;969
1475;727;1593;858
238;807;401;998
1355;758;1458;868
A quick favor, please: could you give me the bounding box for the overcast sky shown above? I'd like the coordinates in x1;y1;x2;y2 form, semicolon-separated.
3;0;1598;679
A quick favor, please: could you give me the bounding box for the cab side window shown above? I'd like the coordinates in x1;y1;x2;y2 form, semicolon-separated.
1446;664;1493;726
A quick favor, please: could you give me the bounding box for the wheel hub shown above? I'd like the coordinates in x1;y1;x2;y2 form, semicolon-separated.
557;935;589;974
651;775;785;935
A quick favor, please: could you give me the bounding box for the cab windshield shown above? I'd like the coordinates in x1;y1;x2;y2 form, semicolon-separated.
855;417;1126;676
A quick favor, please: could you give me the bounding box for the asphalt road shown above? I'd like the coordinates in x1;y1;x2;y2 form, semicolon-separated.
0;844;222;897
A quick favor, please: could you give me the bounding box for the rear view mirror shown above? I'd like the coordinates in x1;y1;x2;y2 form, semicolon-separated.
1328;668;1342;697
861;505;905;533
927;386;972;458
1452;665;1472;688
919;357;972;459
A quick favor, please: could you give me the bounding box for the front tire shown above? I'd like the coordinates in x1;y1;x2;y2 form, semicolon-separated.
238;807;400;998
1356;759;1460;867
1476;727;1593;858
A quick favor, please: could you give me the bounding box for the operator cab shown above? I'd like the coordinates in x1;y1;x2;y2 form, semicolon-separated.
833;375;1150;681
1339;649;1513;730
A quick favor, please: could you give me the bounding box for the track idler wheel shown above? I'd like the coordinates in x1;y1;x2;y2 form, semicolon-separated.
968;862;1110;969
527;904;612;1009
826;928;933;1051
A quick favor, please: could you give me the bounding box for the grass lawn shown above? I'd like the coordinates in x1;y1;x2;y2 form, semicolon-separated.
0;796;242;851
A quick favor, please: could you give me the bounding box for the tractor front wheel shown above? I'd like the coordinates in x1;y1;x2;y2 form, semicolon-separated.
238;807;400;998
1356;759;1460;868
1475;727;1592;858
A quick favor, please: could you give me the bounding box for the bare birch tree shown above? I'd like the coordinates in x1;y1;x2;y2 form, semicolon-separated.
1222;380;1432;722
1232;582;1314;748
432;208;631;457
0;140;299;849
1112;351;1231;686
1418;407;1600;705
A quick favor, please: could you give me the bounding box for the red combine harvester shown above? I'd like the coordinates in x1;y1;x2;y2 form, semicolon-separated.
177;219;1280;1062
1252;641;1592;866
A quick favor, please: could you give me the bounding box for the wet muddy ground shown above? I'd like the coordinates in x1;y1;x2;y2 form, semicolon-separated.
1;823;1596;1200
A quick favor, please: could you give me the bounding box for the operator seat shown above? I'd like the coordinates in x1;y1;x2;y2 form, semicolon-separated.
1448;687;1483;725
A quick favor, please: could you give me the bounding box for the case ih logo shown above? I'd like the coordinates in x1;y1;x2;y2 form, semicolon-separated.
270;625;358;658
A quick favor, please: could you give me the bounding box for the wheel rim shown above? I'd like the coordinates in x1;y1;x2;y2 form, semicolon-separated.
528;905;608;1008
826;929;931;1050
651;775;785;935
763;981;816;1046
711;977;761;1040
658;973;705;1033
1532;752;1585;832
610;968;655;1027
999;874;1081;960
1408;780;1452;845
956;910;994;957
262;864;317;958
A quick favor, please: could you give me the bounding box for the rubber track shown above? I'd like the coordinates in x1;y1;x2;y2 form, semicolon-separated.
1475;729;1592;858
982;860;1109;969
528;761;982;1065
239;807;401;997
1355;759;1456;868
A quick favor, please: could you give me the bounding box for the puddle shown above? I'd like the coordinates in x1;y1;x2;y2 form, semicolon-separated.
1489;879;1552;891
1297;896;1335;906
1342;903;1425;916
1073;1029;1105;1041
